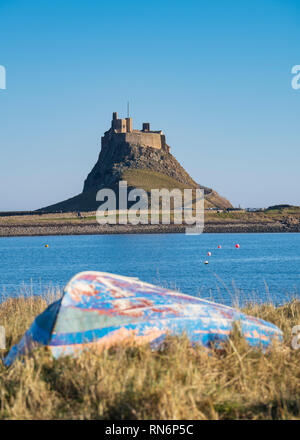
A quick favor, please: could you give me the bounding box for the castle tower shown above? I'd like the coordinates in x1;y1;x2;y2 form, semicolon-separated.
126;117;132;133
142;122;150;132
111;112;127;132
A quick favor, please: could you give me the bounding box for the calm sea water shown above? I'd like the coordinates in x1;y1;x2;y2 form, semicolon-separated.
0;233;299;306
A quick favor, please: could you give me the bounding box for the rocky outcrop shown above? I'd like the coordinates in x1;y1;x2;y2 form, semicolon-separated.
83;139;198;192
41;131;232;212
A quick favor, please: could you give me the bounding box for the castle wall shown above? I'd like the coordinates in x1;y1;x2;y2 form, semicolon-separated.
124;132;162;149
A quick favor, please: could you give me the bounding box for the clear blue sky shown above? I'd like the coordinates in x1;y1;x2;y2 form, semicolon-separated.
0;0;299;210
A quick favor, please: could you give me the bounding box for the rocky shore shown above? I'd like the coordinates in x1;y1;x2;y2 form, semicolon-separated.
0;221;299;237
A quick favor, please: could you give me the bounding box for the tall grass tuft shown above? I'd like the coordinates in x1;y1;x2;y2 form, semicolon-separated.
0;290;300;419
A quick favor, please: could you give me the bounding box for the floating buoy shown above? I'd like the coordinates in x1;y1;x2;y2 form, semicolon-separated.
218;245;221;249
45;244;49;248
204;260;209;265
235;244;240;249
207;251;212;257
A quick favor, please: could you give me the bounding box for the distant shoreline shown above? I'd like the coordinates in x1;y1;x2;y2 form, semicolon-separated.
1;209;299;237
0;222;299;237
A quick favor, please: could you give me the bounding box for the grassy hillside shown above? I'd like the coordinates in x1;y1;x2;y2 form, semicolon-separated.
39;169;232;212
122;169;198;191
123;169;232;210
0;293;300;419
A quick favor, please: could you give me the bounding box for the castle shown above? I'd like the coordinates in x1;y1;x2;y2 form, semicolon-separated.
40;111;233;212
102;112;170;152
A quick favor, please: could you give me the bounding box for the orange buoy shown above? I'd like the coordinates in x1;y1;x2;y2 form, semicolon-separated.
45;244;49;248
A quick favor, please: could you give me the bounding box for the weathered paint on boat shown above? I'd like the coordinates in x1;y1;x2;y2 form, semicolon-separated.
4;271;282;366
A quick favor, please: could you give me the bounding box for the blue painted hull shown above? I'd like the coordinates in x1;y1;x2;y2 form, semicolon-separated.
4;271;282;366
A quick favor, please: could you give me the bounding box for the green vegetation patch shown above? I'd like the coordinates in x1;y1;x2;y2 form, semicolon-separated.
122;169;198;193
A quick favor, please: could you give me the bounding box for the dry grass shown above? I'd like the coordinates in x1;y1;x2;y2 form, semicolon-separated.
0;293;300;420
